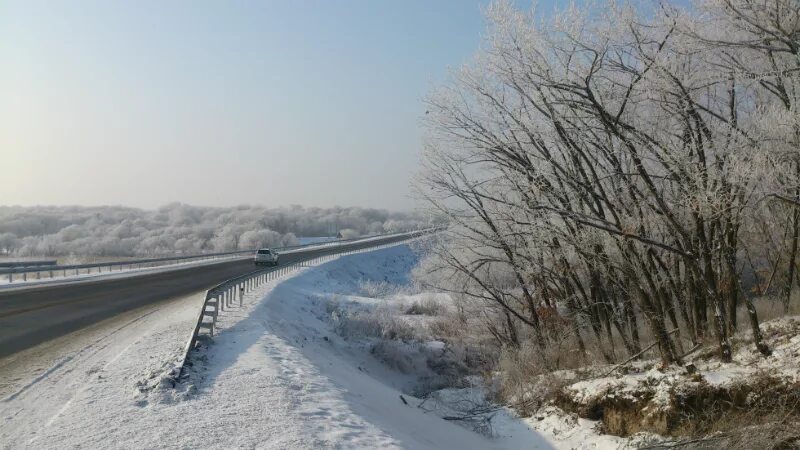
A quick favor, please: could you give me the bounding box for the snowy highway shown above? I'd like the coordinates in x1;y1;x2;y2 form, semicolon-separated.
0;233;417;358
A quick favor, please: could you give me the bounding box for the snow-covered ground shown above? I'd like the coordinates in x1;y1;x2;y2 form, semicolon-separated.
0;243;622;449
0;290;206;448
557;314;800;439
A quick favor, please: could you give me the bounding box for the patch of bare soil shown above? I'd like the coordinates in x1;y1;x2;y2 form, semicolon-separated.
547;316;800;448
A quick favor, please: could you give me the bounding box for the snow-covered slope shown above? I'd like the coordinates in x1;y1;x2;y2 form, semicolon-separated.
181;244;551;449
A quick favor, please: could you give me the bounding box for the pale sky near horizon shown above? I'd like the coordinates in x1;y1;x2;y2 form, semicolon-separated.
1;0;585;211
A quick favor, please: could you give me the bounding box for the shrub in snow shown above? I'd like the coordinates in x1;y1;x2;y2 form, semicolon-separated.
358;280;396;298
405;295;445;316
370;340;424;374
328;301;415;342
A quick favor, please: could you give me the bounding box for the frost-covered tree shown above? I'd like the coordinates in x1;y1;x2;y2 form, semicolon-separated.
0;232;18;254
416;0;798;367
238;229;283;250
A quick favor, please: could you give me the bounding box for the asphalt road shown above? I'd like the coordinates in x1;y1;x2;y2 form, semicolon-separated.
0;234;416;358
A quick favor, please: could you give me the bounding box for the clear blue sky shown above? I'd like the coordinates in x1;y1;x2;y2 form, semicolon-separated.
0;0;600;210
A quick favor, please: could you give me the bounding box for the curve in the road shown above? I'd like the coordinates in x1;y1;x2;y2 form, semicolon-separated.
0;234;417;358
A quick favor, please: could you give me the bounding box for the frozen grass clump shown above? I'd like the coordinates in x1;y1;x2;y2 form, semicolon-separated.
328;300;415;342
405;295;445;316
358;280;397;298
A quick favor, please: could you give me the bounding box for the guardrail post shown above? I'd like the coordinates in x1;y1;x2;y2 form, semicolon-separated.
207;296;216;336
239;285;244;306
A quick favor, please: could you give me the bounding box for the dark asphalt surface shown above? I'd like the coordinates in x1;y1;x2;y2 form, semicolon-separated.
0;234;415;358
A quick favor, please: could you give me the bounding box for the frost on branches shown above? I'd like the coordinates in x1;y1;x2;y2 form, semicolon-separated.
415;0;800;371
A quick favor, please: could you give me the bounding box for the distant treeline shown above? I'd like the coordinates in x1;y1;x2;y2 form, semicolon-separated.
0;204;430;257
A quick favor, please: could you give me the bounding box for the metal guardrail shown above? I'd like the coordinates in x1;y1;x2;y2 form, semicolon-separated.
172;229;431;381
0;260;58;269
0;250;255;283
0;230;428;283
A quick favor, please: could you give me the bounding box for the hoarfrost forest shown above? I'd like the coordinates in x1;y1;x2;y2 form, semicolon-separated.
417;0;799;369
0;204;428;257
408;0;800;446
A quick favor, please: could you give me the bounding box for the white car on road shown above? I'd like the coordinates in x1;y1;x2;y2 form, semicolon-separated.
254;248;279;266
